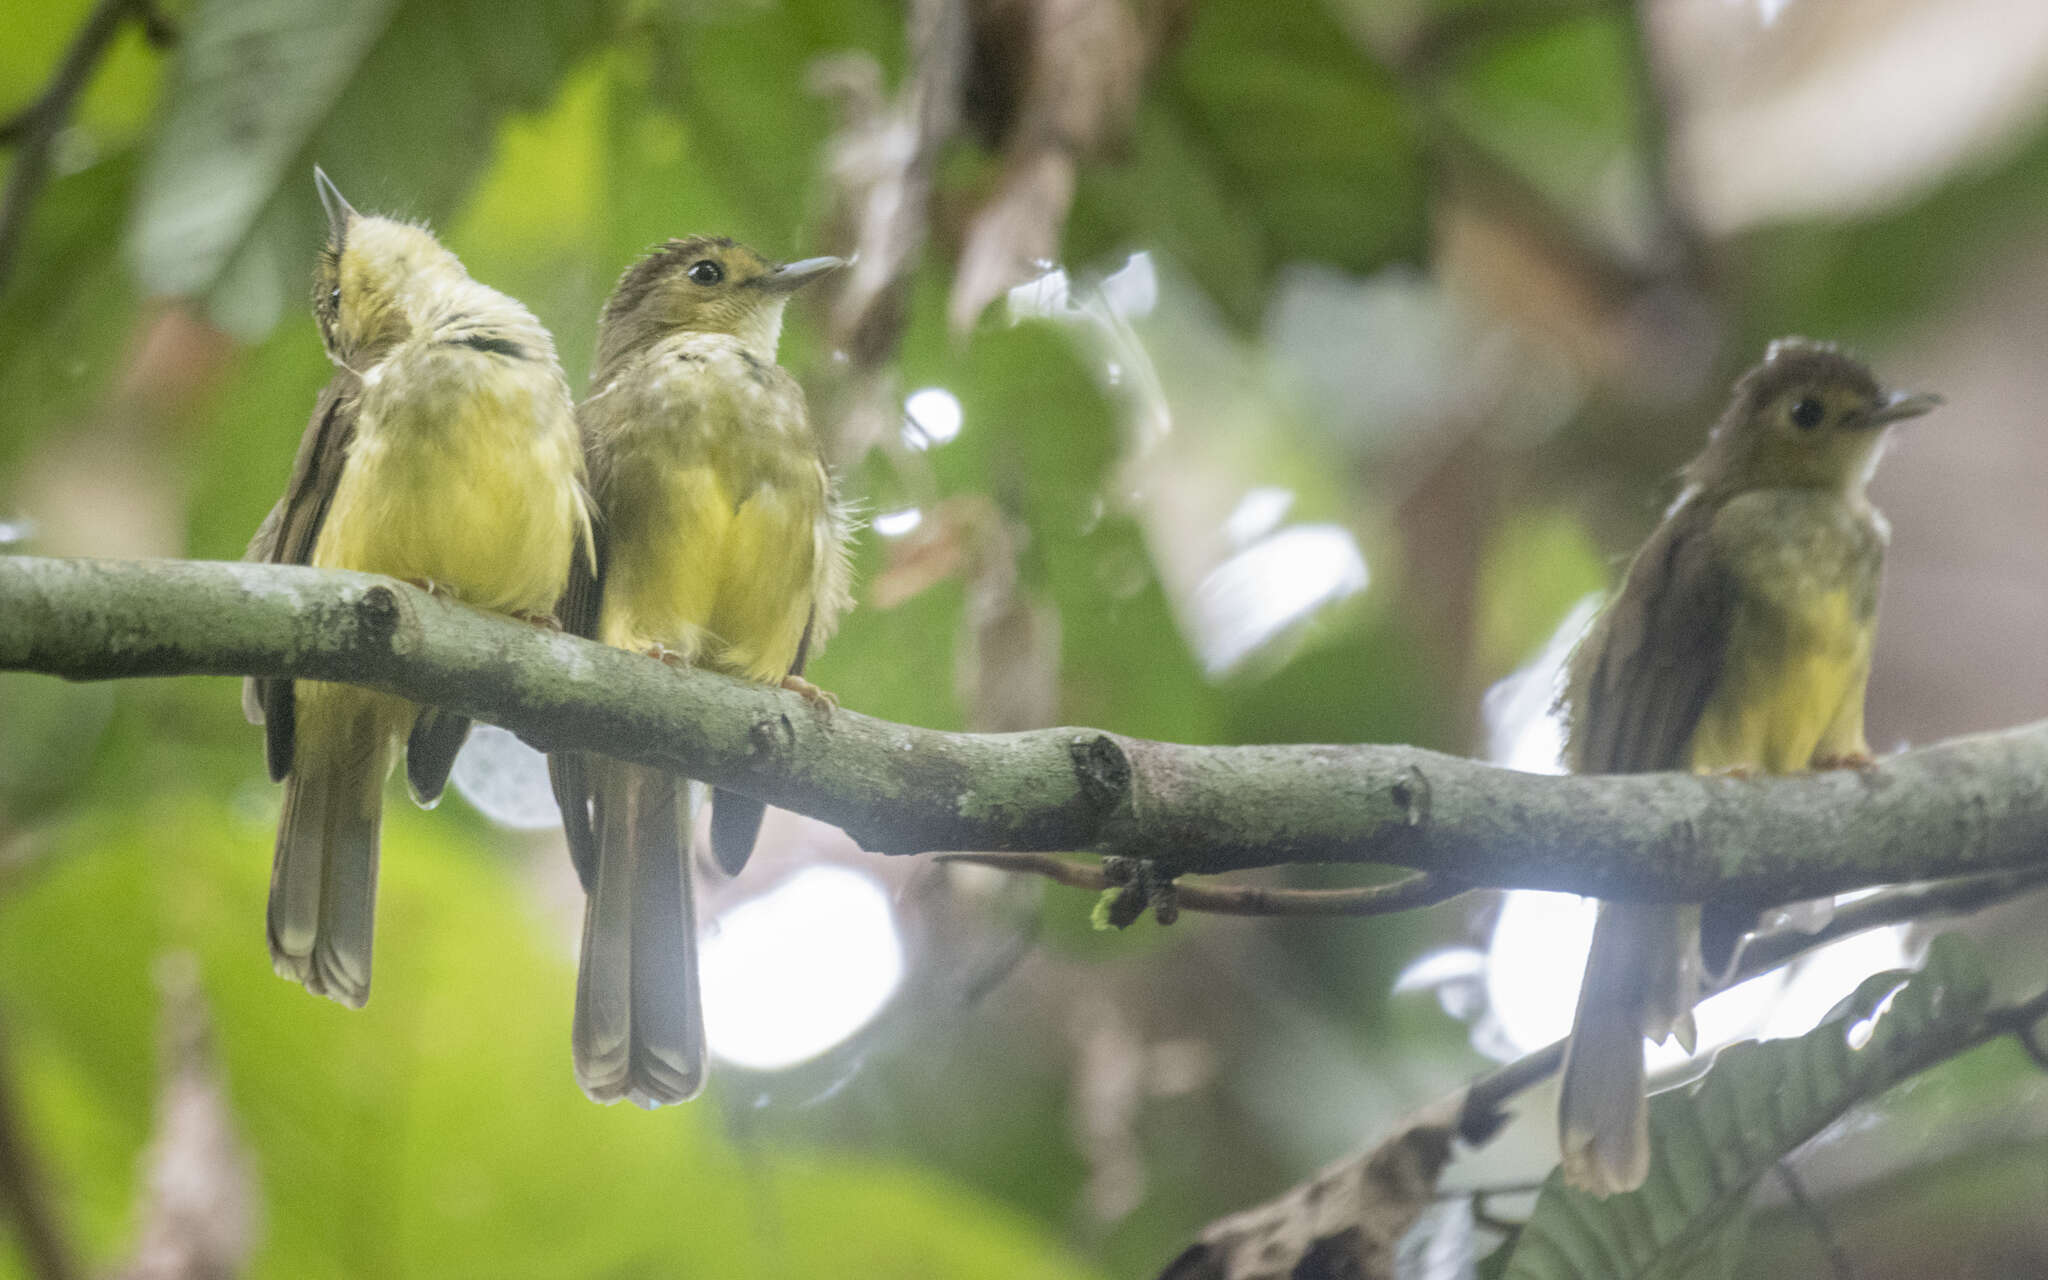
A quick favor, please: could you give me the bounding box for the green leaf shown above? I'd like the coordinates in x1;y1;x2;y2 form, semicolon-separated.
1437;12;1641;236
1074;0;1426;324
128;0;613;337
1501;934;1993;1280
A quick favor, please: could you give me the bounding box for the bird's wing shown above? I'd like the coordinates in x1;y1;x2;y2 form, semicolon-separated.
245;373;362;782
548;465;609;892
1563;498;1736;775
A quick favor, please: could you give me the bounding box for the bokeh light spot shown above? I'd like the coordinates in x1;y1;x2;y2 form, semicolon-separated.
701;866;905;1072
903;386;963;449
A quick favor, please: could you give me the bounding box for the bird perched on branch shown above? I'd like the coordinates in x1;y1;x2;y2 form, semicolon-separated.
244;168;593;1008
1556;338;1939;1194
550;236;853;1105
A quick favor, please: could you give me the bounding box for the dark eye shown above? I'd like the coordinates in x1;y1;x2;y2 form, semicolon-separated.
327;286;341;313
686;259;723;286
1790;397;1824;430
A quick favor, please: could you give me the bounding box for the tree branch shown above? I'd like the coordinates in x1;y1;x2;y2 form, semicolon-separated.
935;853;1465;918
4;555;2048;901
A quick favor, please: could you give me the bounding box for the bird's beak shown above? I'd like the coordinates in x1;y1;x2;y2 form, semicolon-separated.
1865;389;1943;427
313;165;357;242
755;255;847;294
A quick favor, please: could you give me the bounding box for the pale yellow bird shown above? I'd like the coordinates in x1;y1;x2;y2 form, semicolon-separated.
245;168;592;1007
1557;338;1938;1193
550;236;853;1104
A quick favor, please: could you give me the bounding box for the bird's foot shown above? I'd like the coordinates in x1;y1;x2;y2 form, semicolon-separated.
1812;751;1877;772
645;644;690;668
512;610;562;631
1705;764;1758;781
781;674;838;709
405;577;451;597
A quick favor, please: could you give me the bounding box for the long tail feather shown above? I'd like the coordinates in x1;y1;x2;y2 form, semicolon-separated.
269;684;395;1009
1559;901;1697;1195
573;762;705;1106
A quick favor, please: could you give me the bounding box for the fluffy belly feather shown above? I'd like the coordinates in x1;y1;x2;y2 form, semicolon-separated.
1687;587;1871;773
600;464;818;682
315;378;584;615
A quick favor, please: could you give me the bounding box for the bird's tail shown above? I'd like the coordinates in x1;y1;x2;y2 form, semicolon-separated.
708;788;767;877
404;706;472;807
269;683;400;1008
573;761;706;1106
1558;901;1701;1195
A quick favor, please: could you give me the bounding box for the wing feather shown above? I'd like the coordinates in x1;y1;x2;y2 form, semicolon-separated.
244;373;361;782
1563;497;1734;776
549;501;608;891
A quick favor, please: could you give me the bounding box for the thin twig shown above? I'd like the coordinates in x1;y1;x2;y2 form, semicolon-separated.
1735;866;2048;976
1457;868;2048;1142
1459;1042;1565;1146
1776;1162;1859;1280
0;0;152;292
1434;1178;1547;1203
1468;1188;1528;1238
936;853;1467;918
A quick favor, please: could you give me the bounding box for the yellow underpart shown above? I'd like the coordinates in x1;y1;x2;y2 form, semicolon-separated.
600;464;818;683
1687;586;1874;774
315;347;586;616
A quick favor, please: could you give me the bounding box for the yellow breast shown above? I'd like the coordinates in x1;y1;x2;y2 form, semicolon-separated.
589;337;830;681
316;345;588;616
1687;587;1872;774
600;464;820;683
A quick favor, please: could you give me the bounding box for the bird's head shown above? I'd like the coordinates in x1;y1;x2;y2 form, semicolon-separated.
594;236;843;374
309;167;469;370
1689;337;1941;494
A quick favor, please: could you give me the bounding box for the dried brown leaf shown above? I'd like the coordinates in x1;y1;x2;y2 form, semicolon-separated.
814;0;970;365
1156;1096;1461;1280
947;0;1149;332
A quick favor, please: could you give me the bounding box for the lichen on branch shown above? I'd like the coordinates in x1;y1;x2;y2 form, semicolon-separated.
4;554;2047;900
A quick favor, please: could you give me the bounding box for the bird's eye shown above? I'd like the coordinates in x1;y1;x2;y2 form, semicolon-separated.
327;286;341;312
687;259;723;286
1790;397;1825;430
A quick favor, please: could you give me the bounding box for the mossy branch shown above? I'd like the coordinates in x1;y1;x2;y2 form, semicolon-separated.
4;555;2047;900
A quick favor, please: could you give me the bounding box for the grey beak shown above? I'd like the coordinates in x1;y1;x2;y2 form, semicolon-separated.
313;165;356;241
1867;389;1943;427
755;255;846;294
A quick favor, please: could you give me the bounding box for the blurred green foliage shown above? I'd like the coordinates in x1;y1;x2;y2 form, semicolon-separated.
6;0;2048;1276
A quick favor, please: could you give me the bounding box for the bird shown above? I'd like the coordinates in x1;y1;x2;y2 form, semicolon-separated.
244;167;593;1008
549;236;854;1105
1555;337;1939;1194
